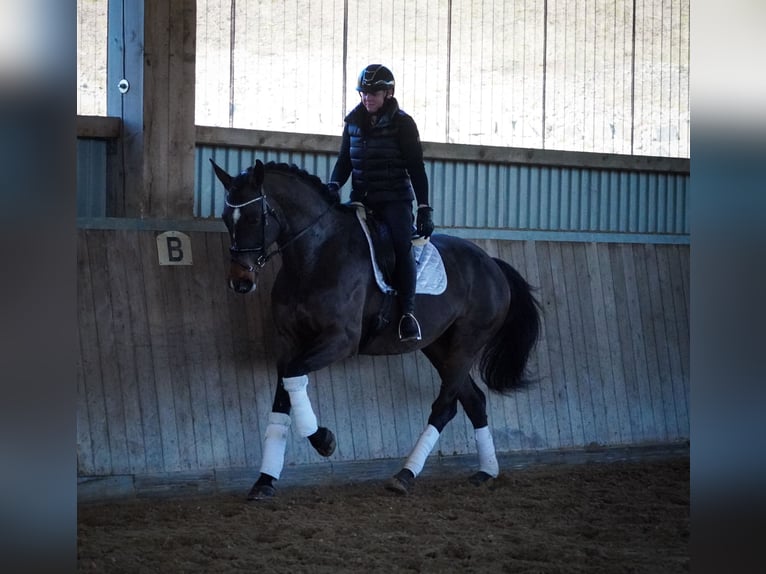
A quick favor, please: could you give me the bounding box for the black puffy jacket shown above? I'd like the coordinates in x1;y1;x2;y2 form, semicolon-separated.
330;98;429;206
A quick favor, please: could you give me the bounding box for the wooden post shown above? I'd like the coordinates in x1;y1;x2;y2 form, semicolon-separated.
143;0;197;218
108;0;197;219
107;0;143;217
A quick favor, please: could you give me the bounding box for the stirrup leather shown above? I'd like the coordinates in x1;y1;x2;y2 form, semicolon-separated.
398;313;422;342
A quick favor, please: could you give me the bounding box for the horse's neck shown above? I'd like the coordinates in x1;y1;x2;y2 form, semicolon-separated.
266;176;328;231
279;210;356;278
266;175;350;270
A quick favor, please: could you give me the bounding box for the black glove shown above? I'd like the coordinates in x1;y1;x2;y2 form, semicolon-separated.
416;206;434;238
325;182;340;196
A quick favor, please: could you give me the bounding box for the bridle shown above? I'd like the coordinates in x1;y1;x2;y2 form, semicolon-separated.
225;185;334;271
226;192;275;271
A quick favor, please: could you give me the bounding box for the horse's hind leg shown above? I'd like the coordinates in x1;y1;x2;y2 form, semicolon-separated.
386;369;498;495
386;356;468;495
385;389;460;495
458;376;499;486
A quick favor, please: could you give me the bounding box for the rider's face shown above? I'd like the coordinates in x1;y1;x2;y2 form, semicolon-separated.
360;89;388;113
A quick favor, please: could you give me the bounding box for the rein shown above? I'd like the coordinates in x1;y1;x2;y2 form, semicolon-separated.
226;188;335;271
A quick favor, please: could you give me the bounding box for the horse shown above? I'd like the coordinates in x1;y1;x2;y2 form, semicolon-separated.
210;159;541;500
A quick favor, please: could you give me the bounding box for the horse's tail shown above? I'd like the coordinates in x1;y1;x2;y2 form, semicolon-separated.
479;258;542;394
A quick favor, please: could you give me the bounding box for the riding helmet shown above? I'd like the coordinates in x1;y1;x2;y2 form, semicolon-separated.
356;64;395;94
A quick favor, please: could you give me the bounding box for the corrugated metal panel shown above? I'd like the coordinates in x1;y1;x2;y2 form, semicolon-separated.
483;162;688;235
77;139;107;217
196;145;689;237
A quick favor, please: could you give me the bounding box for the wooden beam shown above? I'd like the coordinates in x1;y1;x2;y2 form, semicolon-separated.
195;125;690;174
76;116;122;139
195;125;342;154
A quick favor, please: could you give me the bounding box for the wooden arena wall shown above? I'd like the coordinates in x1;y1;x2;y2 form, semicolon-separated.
77;226;689;483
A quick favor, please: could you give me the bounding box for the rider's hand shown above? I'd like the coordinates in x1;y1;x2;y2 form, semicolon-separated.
416;205;434;238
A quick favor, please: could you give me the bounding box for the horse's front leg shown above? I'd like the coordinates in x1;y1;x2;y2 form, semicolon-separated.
281;374;337;456
247;382;291;501
277;332;357;458
247;376;337;501
248;326;358;501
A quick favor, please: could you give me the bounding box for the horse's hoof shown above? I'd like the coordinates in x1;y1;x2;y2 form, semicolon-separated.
309;427;336;457
468;471;495;487
247;483;276;501
385;469;415;495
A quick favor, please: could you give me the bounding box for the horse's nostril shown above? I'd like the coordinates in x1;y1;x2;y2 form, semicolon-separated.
231;279;255;294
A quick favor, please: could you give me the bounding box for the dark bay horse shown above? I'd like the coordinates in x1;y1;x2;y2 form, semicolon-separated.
210;159;541;499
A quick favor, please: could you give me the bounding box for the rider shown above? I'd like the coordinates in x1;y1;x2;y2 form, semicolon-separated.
327;64;434;342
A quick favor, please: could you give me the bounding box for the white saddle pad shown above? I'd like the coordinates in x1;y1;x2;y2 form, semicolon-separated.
355;207;447;295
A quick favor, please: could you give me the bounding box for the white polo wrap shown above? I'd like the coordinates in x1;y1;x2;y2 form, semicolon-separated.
475;426;499;477
403;424;440;477
259;412;291;479
282;375;318;437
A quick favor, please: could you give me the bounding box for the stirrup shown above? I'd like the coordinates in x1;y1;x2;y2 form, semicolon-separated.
398;313;422;342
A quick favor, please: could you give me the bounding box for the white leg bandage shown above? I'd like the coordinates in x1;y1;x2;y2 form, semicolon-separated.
475;426;499;477
282;375;318;437
403;424;440;477
259;412;291;479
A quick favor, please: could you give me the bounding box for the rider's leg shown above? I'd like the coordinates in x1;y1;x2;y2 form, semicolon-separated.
371;200;422;341
396;250;420;341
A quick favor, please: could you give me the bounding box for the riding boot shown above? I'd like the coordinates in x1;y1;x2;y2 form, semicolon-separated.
397;253;421;342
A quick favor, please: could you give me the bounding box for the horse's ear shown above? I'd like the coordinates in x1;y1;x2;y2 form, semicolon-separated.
209;158;231;190
250;159;265;187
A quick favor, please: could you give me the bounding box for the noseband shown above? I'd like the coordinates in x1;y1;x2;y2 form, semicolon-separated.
226;186;333;272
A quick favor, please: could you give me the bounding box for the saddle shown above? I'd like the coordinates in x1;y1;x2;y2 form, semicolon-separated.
351;204;447;296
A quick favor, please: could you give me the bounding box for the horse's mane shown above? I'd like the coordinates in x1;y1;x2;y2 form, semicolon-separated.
263;161;341;205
